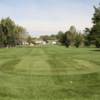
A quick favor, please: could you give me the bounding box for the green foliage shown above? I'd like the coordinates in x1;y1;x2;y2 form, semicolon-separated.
95;38;100;48
89;5;100;48
92;6;100;24
84;28;91;46
74;33;84;48
40;35;50;43
65;26;78;47
57;31;65;45
69;25;77;33
0;17;26;47
27;36;33;45
57;26;84;47
65;31;73;47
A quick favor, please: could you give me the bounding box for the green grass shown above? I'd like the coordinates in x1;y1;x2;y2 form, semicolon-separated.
0;46;100;100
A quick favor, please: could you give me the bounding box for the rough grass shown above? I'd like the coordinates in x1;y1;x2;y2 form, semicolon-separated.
0;46;100;100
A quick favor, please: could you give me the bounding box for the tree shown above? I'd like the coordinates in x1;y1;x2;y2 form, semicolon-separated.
84;28;91;46
74;33;84;48
27;36;32;45
15;25;27;45
50;34;57;40
65;31;72;47
69;26;76;34
57;31;65;45
57;26;83;47
0;17;16;47
40;35;49;43
89;5;100;48
95;38;100;48
64;26;77;47
0;17;27;47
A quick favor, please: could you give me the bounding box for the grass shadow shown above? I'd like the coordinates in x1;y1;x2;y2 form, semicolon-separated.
90;49;100;52
0;59;20;72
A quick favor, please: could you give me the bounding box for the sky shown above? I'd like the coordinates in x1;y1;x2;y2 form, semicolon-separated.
0;0;100;36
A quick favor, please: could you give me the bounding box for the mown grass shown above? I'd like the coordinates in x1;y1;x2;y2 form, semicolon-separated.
0;46;100;100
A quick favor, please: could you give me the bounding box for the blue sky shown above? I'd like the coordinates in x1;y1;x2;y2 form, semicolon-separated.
0;0;99;36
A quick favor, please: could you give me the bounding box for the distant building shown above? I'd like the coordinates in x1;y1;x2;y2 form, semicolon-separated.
47;40;58;45
29;43;34;46
52;41;57;45
35;39;47;45
22;41;28;45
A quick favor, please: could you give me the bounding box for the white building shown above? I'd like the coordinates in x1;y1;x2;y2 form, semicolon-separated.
35;40;46;45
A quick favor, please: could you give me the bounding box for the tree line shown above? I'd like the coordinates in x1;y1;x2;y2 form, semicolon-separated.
37;4;100;48
56;4;100;48
56;26;84;48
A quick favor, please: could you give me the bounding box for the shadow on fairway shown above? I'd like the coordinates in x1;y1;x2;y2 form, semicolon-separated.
90;49;100;52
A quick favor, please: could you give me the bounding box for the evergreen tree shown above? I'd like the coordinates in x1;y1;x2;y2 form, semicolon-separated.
90;5;100;48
